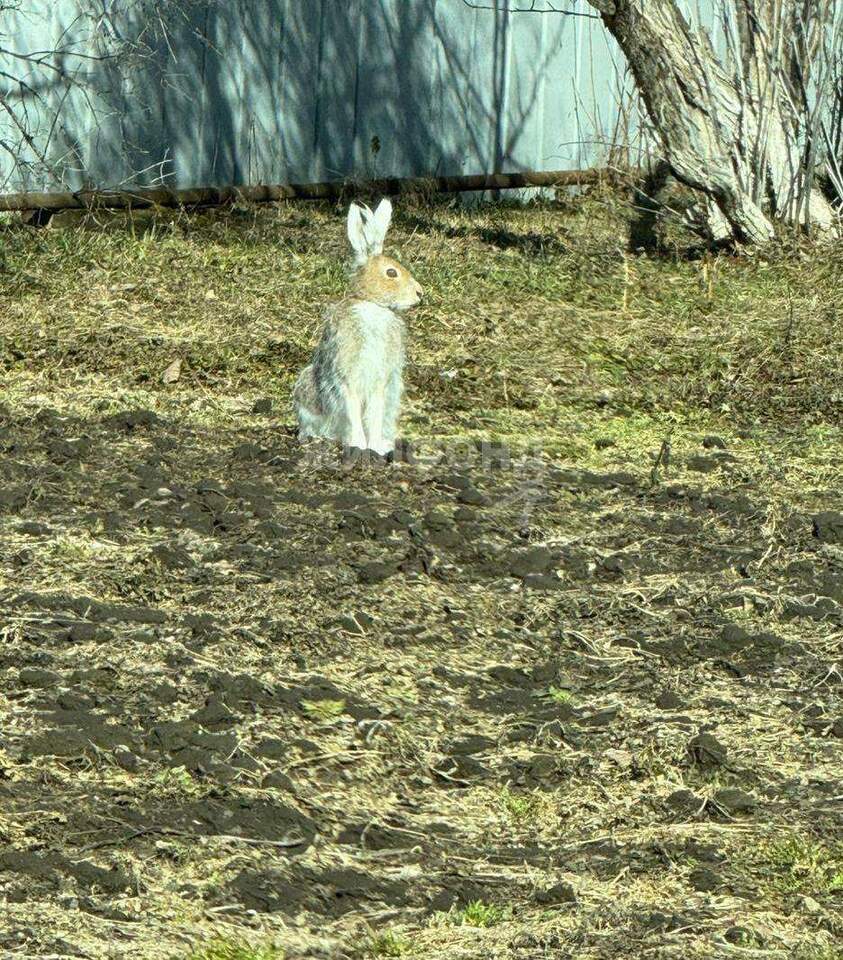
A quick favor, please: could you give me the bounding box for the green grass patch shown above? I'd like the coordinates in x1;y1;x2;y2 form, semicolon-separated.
300;698;347;721
452;900;509;928
757;835;843;897
362;931;413;958
1;195;840;441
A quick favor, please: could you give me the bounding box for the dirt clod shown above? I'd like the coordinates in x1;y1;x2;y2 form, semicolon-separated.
713;788;757;813
535;881;577;904
688;732;728;766
1;199;841;960
812;511;843;544
689;866;722;891
655;690;683;710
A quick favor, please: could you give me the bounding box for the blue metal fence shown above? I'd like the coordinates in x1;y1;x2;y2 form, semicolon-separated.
0;0;717;193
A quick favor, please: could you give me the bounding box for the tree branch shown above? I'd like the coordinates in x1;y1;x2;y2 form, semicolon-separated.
461;1;602;19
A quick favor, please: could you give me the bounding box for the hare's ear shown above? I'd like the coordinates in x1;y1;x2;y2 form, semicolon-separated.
347;202;370;264
368;198;393;252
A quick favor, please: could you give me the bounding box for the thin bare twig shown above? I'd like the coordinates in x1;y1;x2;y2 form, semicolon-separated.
461;0;601;18
650;428;674;487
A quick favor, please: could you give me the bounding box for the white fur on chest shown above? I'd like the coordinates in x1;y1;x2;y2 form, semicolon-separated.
351;301;404;389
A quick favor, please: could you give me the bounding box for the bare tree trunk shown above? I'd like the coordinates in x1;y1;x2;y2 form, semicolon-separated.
587;0;840;243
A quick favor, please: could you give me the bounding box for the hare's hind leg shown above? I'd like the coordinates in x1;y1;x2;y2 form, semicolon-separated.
297;405;327;441
305;373;364;448
293;365;328;441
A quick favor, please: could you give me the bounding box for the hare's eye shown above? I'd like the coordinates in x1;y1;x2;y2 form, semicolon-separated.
386;267;399;278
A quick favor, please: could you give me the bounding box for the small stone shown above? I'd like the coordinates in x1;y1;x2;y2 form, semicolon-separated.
252;398;273;414
161;358;182;384
800;895;822;914
702;435;727;449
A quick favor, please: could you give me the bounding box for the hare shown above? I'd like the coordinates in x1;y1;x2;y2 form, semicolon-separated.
293;198;423;456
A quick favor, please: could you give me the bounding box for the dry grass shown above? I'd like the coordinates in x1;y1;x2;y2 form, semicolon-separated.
2;191;841;433
0;191;841;960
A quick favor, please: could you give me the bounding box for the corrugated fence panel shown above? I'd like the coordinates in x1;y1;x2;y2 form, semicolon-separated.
0;0;724;194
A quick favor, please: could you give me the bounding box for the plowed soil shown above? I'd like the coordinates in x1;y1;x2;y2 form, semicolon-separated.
0;198;841;960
